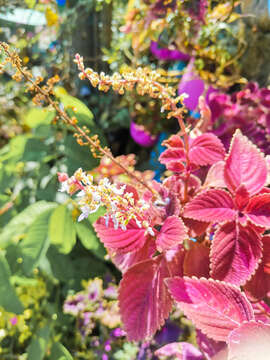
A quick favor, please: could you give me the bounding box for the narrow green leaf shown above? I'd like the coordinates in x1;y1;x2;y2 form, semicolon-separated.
27;324;50;360
20;208;54;274
75;220;106;260
0;201;57;248
49;205;76;254
50;342;73;360
0;254;23;314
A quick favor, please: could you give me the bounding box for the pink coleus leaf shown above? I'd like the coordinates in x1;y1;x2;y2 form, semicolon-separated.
166;277;254;342
119;255;173;341
245;194;270;228
184;189;236;223
163;134;185;149
94;217;149;253
109;238;156;273
203;161;226;188
167;161;185;173
244;236;270;300
184;242;210;278
156;216;188;252
235;185;249;211
224;129;267;196
155;342;204;360
196;329;226;360
159;148;185;165
189;133;225;166
228;321;270;360
210;222;262;286
183;218;209;237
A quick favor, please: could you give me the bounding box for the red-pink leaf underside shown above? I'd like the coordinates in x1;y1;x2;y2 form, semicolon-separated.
119;256;173;341
159;148;185;165
156;216;187;252
245;236;270;300
189;133;225;166
184;189;236;223
166;277;254;342
228;321;270;360
245;194;270;228
163;134;184;149
210;222;262;286
94;217;148;253
235;185;249;211
224;129;267;196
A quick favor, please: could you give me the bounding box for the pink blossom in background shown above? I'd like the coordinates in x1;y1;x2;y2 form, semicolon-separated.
178;58;215;111
10;317;18;326
130;120;159;147
150;41;190;62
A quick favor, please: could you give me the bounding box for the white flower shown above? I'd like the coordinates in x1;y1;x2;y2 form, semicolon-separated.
59;180;69;193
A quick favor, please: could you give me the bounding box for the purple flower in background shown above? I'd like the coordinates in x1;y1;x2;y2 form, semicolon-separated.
178;58;215;111
63;294;86;316
111;327;126;338
150;41;190;62
10;317;18;326
130;120;159;147
155;342;204;359
155;320;182;345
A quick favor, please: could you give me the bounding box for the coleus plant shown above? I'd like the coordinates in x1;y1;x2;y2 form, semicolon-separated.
59;128;270;359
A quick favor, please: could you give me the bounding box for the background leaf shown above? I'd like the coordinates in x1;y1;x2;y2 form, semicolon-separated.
0;254;23;314
49;205;76;254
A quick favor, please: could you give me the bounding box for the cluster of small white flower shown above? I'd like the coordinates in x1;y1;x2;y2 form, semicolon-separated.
58;168;152;233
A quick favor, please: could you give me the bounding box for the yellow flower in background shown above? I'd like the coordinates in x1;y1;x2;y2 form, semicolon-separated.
45;7;58;27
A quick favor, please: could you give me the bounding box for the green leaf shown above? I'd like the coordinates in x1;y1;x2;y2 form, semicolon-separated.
75;220;106;260
22;138;48;162
50;342;73;360
23;108;55;128
57;93;94;127
0;201;57;248
0;135;28;165
0;254;23;314
63;135;99;174
27;323;50;360
49;205;76;254
19;208;55;275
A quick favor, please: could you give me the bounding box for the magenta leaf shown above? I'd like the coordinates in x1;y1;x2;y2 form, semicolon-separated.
224;129;267;196
155;342;204;360
245;194;270;228
119;256;173;341
228;321;270;360
210;222;262;286
184;189;236;222
166;277;254;341
94;217;149;253
156;216;187;252
189;133;225;166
